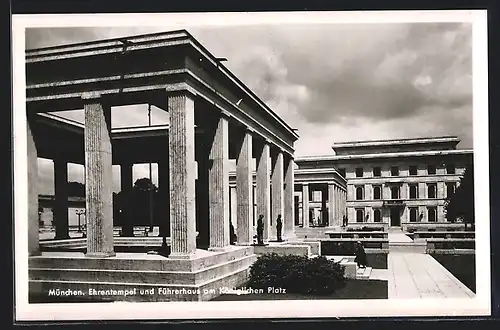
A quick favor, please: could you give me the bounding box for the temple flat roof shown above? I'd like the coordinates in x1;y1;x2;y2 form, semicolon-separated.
331;136;460;149
26;29;299;141
296;149;473;162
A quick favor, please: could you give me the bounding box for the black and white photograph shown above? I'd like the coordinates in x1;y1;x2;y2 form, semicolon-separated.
12;10;490;321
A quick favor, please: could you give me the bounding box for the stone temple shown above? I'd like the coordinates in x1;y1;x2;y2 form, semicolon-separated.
26;30;315;302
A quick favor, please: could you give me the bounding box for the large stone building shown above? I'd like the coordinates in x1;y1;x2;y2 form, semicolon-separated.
294;136;473;231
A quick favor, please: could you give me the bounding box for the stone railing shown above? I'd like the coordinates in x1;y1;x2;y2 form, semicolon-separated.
325;231;388;240
426;238;475;251
346;223;387;231
320;238;389;255
409;231;475;240
402;222;465;232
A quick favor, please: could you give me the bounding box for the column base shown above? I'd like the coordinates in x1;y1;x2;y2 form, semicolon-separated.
168;252;197;260
29;250;42;257
235;241;253;246
208;246;232;252
85;251;116;258
54;235;71;240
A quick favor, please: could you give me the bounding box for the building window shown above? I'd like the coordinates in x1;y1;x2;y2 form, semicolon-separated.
356;186;364;200
356;209;364;223
446;182;456;198
409;165;418;176
409;207;418;222
446;164;456;174
373;185;382;200
373;167;381;177
391;186;400;199
409;184;418;199
338;168;346;178
355;167;363;178
427;183;437;199
374;209;382;222
427;165;436;175
391;166;399;176
427;207;437;222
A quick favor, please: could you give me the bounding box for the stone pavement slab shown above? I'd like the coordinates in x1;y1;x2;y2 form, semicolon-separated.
388;232;413;243
388;253;475;299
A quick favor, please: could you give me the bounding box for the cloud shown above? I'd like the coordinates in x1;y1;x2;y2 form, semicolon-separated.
26;22;473;193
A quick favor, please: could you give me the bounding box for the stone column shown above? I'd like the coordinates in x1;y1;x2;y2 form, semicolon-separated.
336;187;340;222
235;130;253;245
27;118;40;256
53;158;69;239
302;183;309;228
328;183;336;227
119;162;134;237
230;186;237;231
208;114;230;251
158;157;170;237
271;149;284;240
83;93;115;257
256;142;271;240
120;162;133;192
283;154;295;239
168;92;197;258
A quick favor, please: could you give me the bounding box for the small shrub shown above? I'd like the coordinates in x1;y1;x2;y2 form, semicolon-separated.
248;253;346;296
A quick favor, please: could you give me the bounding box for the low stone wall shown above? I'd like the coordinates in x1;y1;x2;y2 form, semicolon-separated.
253;244;311;257
410;231;475;240
320;239;388;269
402;222;465;232
426;238;475;252
345;223;387;231
325;231;388;239
299;241;321;255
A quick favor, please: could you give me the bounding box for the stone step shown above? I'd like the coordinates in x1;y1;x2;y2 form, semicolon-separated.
29;266;251;302
30;254;257;286
356;266;372;280
29;246;254;272
40;237;170;249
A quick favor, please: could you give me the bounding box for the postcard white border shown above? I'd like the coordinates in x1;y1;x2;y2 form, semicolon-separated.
13;10;491;321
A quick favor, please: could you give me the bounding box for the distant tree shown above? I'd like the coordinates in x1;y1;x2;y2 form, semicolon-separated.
133;178;158;192
113;178;168;236
444;163;475;231
67;181;85;197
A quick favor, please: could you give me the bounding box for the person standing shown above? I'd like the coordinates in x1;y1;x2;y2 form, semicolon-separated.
276;214;283;242
257;214;264;245
354;241;368;268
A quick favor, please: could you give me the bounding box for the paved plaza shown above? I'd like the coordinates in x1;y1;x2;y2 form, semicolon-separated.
384;232;475;299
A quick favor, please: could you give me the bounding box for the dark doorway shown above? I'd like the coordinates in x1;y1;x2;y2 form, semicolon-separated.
390;207;401;227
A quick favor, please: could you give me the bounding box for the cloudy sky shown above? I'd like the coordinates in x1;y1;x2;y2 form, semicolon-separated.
25;22;473;196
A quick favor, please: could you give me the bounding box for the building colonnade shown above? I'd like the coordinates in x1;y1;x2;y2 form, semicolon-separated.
27;90;296;258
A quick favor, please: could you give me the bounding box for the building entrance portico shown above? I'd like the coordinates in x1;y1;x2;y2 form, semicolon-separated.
390;207;401;227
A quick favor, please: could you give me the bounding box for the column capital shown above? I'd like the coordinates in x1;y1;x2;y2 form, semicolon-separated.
166;84;198;98
81;91;102;101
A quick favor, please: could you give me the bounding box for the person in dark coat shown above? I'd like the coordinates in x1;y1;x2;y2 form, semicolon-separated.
276;214;283;242
230;222;237;245
354;241;368;268
256;215;264;245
